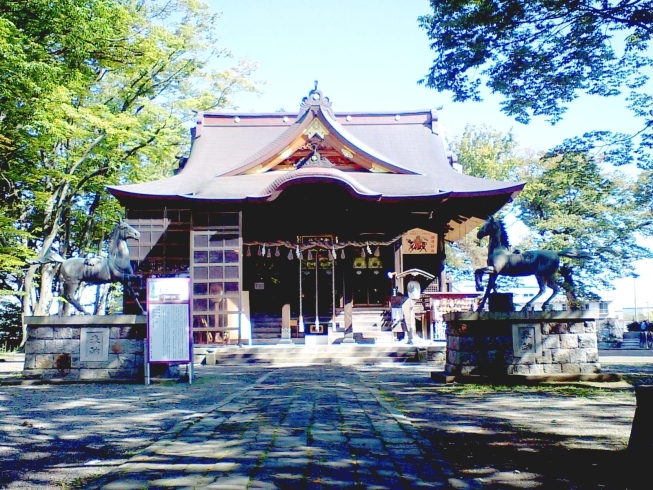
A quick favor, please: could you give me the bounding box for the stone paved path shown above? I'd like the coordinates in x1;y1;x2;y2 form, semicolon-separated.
1;360;644;489
88;366;452;489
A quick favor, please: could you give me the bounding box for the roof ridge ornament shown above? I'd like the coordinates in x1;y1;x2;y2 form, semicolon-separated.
299;80;335;118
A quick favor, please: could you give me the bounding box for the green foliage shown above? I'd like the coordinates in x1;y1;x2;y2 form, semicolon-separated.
453;124;527;181
517;150;653;295
445;125;651;299
0;1;260;318
419;0;652;123
418;0;653;169
445;125;534;286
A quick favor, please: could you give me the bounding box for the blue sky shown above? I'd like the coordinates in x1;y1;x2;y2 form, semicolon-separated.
208;0;652;311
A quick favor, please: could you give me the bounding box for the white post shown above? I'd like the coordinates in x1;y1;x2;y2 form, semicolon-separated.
634;278;639;322
144;341;150;386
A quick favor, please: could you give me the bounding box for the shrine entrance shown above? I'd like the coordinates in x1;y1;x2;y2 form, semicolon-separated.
300;243;337;328
350;246;392;306
242;237;395;322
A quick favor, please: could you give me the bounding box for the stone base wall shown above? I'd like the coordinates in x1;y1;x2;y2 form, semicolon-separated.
443;311;599;377
23;315;146;381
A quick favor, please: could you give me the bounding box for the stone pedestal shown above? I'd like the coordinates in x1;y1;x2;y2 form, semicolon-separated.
443;311;600;378
23;315;146;381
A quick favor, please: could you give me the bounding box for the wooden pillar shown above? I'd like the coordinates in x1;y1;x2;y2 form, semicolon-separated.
394;240;404;294
437;231;446;292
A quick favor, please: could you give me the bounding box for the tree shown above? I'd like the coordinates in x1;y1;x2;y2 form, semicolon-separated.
517;149;653;297
0;1;260;327
418;0;653;168
454;124;527;181
445;125;532;283
445;126;651;300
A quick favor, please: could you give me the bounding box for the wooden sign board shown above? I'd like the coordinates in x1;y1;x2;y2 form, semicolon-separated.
402;228;437;254
147;277;191;364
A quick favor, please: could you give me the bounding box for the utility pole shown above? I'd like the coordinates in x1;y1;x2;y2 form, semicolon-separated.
634;278;639;322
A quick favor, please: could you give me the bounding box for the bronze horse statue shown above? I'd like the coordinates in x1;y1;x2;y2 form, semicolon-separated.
32;221;144;315
474;216;591;311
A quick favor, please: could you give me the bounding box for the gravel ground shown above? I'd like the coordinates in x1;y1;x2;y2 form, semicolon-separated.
0;356;650;489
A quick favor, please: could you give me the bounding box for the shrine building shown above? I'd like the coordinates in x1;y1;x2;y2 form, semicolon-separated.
108;85;523;346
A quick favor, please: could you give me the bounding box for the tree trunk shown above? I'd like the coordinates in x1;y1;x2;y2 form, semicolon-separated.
559;265;581;310
33;264;57;316
94;284;110;315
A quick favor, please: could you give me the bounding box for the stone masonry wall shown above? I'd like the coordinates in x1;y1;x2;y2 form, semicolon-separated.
23;315;146;381
444;312;599;377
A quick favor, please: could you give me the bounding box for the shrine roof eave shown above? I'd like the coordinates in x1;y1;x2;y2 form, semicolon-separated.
107;177;523;205
448;182;525;198
107;187;454;205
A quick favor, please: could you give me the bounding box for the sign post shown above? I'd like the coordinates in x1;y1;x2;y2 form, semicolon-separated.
146;277;192;385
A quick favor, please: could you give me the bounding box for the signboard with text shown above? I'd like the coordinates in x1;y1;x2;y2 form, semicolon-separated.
147;277;191;364
402;228;437;254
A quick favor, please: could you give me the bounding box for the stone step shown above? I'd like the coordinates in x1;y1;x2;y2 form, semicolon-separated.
194;345;445;365
622;339;642;348
211;357;414;366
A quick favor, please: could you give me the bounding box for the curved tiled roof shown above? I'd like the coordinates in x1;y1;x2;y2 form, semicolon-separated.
109;87;524;207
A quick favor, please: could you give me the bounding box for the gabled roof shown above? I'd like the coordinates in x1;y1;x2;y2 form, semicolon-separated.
222;90;416;176
108;85;524;238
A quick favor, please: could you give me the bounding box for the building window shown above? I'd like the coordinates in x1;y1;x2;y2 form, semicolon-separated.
599;302;609;312
191;212;242;345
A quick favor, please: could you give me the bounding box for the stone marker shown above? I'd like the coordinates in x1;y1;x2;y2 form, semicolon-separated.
343;301;355;343
279;304;293;345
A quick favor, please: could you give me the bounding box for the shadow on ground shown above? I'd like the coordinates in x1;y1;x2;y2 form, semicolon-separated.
0;364;647;489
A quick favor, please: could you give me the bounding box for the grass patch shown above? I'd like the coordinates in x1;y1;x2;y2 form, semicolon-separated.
438;383;627;397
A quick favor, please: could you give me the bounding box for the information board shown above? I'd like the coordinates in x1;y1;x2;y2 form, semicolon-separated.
147;278;191;363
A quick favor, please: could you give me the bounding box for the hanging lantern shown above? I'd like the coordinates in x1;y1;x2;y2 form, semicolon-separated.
246;246;251;257
361;248;366;258
340;249;345;259
287;249;294;260
257;246;262;256
366;244;372;255
307;249;313;261
262;244;266;255
374;246;380;257
275;247;280;257
266;248;271;258
327;250;333;261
